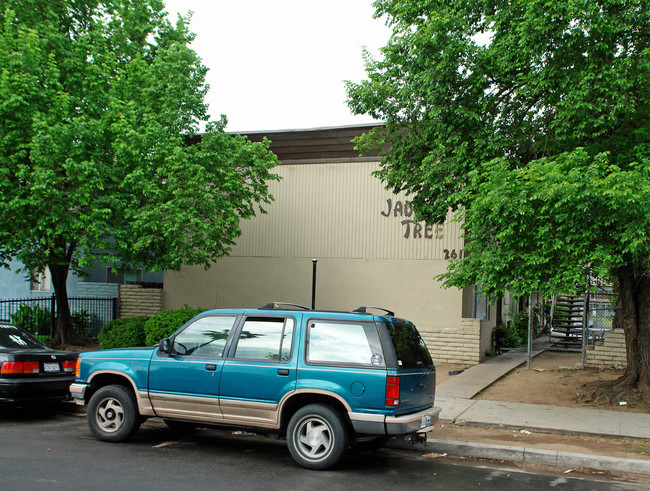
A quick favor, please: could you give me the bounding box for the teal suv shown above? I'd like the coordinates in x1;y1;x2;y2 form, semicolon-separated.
71;304;440;469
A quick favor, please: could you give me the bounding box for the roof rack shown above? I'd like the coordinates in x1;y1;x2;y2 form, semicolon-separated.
353;306;395;317
259;302;310;311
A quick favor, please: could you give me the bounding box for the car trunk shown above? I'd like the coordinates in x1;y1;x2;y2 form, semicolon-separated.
1;349;77;378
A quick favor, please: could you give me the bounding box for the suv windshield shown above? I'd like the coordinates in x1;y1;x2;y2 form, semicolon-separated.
384;319;433;369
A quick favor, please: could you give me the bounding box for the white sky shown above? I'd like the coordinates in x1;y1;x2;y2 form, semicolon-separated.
163;0;390;132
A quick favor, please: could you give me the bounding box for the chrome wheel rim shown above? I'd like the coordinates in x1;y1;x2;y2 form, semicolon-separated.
294;416;334;462
95;397;125;433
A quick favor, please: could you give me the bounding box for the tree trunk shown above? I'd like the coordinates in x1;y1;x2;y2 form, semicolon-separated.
49;261;74;347
614;263;650;401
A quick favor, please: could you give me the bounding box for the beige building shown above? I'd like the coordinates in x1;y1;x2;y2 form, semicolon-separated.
164;125;498;365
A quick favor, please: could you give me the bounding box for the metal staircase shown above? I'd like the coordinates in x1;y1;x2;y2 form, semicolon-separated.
550;295;586;351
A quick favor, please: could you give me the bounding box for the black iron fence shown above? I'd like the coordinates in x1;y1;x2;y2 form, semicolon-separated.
0;296;117;339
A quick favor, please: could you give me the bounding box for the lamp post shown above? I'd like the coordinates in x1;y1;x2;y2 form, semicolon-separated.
311;259;318;310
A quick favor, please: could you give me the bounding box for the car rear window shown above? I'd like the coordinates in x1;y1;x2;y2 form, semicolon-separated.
384;319;433;369
0;324;48;349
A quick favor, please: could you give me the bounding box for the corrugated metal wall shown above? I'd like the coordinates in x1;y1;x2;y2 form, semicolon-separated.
231;160;463;260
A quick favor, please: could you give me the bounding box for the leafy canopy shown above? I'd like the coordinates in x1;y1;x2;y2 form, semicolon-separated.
347;0;650;298
0;0;279;277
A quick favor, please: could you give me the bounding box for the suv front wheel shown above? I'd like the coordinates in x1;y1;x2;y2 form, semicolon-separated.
87;384;140;442
287;404;348;470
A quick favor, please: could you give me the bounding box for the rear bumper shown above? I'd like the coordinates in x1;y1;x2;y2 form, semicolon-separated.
349;406;441;436
0;375;75;403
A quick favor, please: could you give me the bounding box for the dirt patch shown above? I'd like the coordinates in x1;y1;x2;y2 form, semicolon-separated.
437;351;650;414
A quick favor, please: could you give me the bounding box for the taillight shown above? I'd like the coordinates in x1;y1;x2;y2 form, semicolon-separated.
1;361;40;374
62;360;76;373
75;359;81;377
1;362;22;374
386;376;400;407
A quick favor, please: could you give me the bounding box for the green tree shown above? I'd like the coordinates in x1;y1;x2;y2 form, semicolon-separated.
347;0;650;402
0;1;279;345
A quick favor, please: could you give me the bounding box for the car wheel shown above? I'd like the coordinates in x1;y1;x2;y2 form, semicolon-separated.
287;404;348;470
87;385;140;442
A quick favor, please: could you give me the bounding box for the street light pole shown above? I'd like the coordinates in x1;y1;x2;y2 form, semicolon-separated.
311;259;318;310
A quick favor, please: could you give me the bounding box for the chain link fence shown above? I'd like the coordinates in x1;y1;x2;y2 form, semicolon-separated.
523;289;617;371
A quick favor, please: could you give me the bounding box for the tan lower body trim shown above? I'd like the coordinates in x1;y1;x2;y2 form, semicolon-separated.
219;398;279;426
148;392;221;422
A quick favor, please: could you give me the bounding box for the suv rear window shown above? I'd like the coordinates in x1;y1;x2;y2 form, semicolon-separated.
384;319;433;369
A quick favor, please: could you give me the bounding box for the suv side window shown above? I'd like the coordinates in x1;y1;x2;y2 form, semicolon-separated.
172;315;237;358
233;317;295;362
306;320;385;367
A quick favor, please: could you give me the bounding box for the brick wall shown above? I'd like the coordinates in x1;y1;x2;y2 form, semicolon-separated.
118;284;163;318
77;282;119;298
585;329;627;368
423;318;482;366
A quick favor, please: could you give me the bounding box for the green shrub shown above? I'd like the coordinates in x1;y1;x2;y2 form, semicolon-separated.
493;323;522;351
10;305;53;335
71;309;91;337
144;307;206;346
98;317;148;349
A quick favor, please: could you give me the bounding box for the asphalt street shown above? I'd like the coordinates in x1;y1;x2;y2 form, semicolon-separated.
0;405;645;490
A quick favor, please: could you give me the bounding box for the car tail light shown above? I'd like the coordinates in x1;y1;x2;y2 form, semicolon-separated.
386;376;400;407
1;361;40;374
75;359;81;377
62;360;76;373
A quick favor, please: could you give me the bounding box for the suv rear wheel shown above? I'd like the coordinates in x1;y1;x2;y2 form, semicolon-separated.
87;384;140;442
287;404;348;470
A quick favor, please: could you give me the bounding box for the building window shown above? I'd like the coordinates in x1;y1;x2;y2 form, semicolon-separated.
106;268;142;284
473;285;490;321
30;268;51;292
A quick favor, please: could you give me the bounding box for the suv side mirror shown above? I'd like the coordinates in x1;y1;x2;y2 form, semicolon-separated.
159;338;171;353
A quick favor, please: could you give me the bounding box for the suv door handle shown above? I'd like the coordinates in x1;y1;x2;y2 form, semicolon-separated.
205;364;217;371
277;369;290;376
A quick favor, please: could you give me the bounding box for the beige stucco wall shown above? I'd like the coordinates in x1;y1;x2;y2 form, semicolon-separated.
163;159;490;365
227;160;463;261
164;257;462;356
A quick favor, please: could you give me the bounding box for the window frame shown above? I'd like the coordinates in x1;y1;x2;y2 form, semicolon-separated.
169;314;239;359
472;285;490;321
228;315;297;364
30;267;51;292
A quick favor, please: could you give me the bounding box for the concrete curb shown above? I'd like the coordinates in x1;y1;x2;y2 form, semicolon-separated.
389;437;650;475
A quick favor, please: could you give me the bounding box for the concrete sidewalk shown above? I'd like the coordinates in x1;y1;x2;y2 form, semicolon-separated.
435;347;650;439
411;347;650;474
